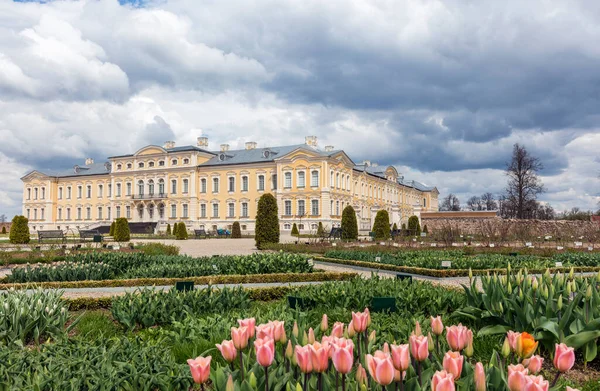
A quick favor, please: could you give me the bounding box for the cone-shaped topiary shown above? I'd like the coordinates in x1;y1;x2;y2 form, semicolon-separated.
401;223;406;230
341;205;358;240
392;223;398;232
176;222;188;240
9;215;30;244
166;223;171;235
255;193;279;249
408;215;421;236
291;223;299;236
1;226;6;234
172;222;179;237
113;218;130;242
109;222;115;236
317;222;325;237
372;210;391;240
423;224;428;234
232;222;242;238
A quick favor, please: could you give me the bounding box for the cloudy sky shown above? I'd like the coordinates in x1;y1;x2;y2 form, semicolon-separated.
1;0;599;218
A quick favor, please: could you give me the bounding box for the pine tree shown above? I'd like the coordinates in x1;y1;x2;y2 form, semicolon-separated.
291;223;299;236
9;215;30;244
176;222;188;240
392;223;398;232
255;193;279;249
372;210;391;240
1;226;6;234
166;223;171;235
341;205;358;240
408;216;421;236
172;222;179;237
401;223;406;230
113;218;131;242
232;222;242;238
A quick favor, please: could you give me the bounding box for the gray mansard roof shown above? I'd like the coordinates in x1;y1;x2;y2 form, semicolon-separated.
353;164;435;192
199;144;341;167
32;162;112;179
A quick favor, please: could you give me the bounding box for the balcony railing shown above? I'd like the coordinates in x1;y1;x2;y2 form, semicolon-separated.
131;193;167;200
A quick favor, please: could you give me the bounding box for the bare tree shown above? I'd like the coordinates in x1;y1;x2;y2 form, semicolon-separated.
440;194;461;211
480;192;497;211
505;144;545;219
0;214;6;223
467;196;482;211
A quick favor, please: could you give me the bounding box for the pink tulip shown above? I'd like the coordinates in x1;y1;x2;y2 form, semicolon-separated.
566;387;581;391
238;318;256;338
474;362;486;391
216;340;237;363
308;328;316;344
295;345;313;373
524;375;549;391
506;331;521;352
508;364;529;391
271;321;286;343
443;351;464;380
285;340;293;359
256;323;275;340
187;356;211;384
254;337;275;367
553;343;575;372
431;370;455;391
409;334;429;361
321;314;329;332
355;364;367;385
431;316;444;336
231;326;249;350
525;355;544;374
366;351;395;386
352;310;369;333
332;344;353;374
292;321;299;338
347;320;356;337
446;324;471;351
383;342;390;354
331;322;344;338
365;307;371;327
309;342;330;373
391;343;410;371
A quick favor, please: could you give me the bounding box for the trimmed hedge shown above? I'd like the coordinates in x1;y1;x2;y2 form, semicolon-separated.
113;218;130;242
232;222;242;238
341;205;358;240
176;222;188;240
166;223;171;236
408;215;421;236
255;193;280;249
291;223;299;236
9;215;30;244
0;271;357;290
372;210;390;240
109;222;115;237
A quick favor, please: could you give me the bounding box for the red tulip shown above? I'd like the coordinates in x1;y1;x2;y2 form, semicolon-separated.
391;343;410;371
216;340;237;363
231;326;249;350
446;324;471;351
321;314;329;332
409;334;429;361
331;322;344;338
187;356;211;384
507;364;529;391
295;345;313;373
332;344;353;374
431;370;455;391
553;343;575;372
506;331;521;352
474;362;486;391
309;342;330;373
254;337;275;367
238;318;256;338
442;351;464;380
525;355;544;374
366;351;394;386
524;375;549;391
351;310;369;333
431;316;444;336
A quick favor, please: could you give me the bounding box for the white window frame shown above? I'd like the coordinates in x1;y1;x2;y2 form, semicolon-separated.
284;172;292;189
200;178;207;193
228;176;235;192
311;171;319;187
297;171;306;188
171;204;177;218
311;199;319;216
182;204;189;218
213;177;219;193
58;187;63;200
212;203;219;218
228;202;235;217
183;179;189;194
284;200;292;216
298;200;305;216
258;175;265;191
241;202;248;217
242;176;249;192
200;204;207;218
171;180;177;194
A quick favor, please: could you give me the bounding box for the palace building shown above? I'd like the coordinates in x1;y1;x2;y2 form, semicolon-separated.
21;136;439;234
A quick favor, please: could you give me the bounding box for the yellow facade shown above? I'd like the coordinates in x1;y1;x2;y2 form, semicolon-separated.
21;137;439;233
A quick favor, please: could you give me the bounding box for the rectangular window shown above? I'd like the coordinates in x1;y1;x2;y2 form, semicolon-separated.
212;203;219;218
87;185;92;199
336;201;340;215
241;202;248;217
213;178;219;193
41;188;45;199
108;184;112;197
228;177;235;192
284;200;292;216
27;188;31;200
107;207;111;220
34;188;38;199
298;200;305;216
228;203;235;217
311;171;319;187
66;208;71;220
201;179;207;193
272;174;277;190
183;204;188;218
27;209;30;219
423;198;427;207
116;183;121;197
183;179;189;194
86;207;91;220
116;206;121;218
311;200;319;216
98;184;103;198
98;207;103;220
58;208;62;220
126;206;131;219
298;172;305;188
171;204;177;218
34;209;38;220
242;176;248;191
77;208;82;220
78;186;82;199
284;173;292;188
200;204;206;218
58;187;63;200
126;183;131;196
171;180;177;194
258;175;265;191
40;208;44;220
67;187;72;199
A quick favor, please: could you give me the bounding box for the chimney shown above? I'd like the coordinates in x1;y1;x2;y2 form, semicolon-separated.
164;141;175;149
362;160;371;167
371;162;379;167
197;137;208;147
85;158;94;166
324;145;334;152
245;141;257;150
220;144;230;152
305;136;318;147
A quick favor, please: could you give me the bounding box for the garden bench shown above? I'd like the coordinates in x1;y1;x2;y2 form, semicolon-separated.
216;229;230;238
194;229;207;239
79;230;102;243
37;230;66;243
326;227;342;240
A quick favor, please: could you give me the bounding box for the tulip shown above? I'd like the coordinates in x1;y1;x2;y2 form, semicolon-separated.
566;387;581;391
464;338;474;358
231;326;249;350
501;337;511;358
524;375;549;391
428;332;435;353
308;328;315;344
508;364;528;391
365;307;371;327
366;351;395;386
391;344;410;371
272;321;286;343
443;351;464;380
409;334;429;361
249;372;257;389
332;344;353;374
446;324;471;351
302;331;308;345
257;323;275;340
355;364;367;385
309;342;330;373
383;342;390;354
216;340;237;363
331;322;344;338
553;343;575;372
351;311;368;333
347;320;356;337
187;356;211;384
321;314;328;332
414;321;422;336
255;337;275;367
225;374;234;391
369;330;376;343
295;345;313;373
516;332;538;359
474;362;486;391
525;355;544;374
431;316;444;335
238;318;256;338
284;340;293;358
292;321;299;338
431;370;455;391
506;329;520;353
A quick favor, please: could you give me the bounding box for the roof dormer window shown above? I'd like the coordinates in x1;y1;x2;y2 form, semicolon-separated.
183;158;190;164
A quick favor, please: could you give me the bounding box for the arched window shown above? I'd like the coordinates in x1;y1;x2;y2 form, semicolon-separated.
158;179;165;195
138;180;144;196
336;173;340;188
330;171;334;187
149;161;155;167
117;164;122;170
138;162;145;168
126;163;132;169
200;178;207;193
171;180;177;194
158;203;165;219
148;180;155;195
183;158;190;164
